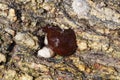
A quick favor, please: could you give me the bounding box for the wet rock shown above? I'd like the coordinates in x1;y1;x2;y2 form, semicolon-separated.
70;57;86;71
88;0;120;29
42;3;52;11
85;68;91;74
35;75;52;80
17;61;49;73
0;0;120;79
14;32;39;49
42;3;53;11
17;0;31;4
0;3;8;10
80;52;120;69
0;53;6;63
29;63;49;72
5;28;15;36
0;3;8;17
19;74;33;80
79;31;109;51
77;40;88;51
95;65;116;74
7;8;17;22
90;4;120;23
0;31;13;53
3;70;16;80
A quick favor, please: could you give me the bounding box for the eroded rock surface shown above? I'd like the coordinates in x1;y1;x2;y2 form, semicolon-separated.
0;0;120;80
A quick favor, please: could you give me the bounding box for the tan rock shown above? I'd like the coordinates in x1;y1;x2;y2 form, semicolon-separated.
70;57;86;71
14;32;39;49
29;63;49;72
77;40;87;51
101;66;115;74
19;74;33;80
0;3;8;17
42;3;53;11
77;64;86;71
0;53;6;63
18;0;30;4
7;8;17;22
5;28;15;36
86;68;91;73
0;3;8;10
3;70;16;80
35;75;52;80
90;2;120;23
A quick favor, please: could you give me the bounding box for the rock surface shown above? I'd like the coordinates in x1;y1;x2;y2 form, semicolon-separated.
0;0;120;80
14;32;39;49
0;53;6;63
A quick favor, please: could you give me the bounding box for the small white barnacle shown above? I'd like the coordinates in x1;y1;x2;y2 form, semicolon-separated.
37;47;55;58
72;0;90;16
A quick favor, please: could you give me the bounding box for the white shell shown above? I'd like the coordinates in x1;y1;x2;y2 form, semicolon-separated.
72;0;90;16
37;47;54;58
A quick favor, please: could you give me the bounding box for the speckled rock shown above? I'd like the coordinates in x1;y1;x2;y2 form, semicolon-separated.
0;53;6;63
3;70;16;80
35;75;52;80
0;3;8;17
29;63;49;72
5;28;15;36
14;32;39;49
77;40;88;51
0;0;120;79
78;31;109;51
88;0;120;29
7;8;17;22
17;0;31;4
0;3;8;10
18;74;33;80
70;57;86;71
17;61;49;74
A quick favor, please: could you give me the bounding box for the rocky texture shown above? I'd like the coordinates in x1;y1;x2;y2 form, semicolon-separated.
0;53;6;63
0;0;120;80
14;32;39;49
7;8;17;22
3;70;16;80
88;0;120;29
56;0;120;29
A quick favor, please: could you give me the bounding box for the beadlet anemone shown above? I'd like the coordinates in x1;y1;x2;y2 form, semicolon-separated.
38;25;77;58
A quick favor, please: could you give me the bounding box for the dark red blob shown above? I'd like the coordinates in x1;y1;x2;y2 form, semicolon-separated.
42;26;77;56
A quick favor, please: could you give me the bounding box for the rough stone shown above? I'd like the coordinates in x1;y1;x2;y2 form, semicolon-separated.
3;70;16;80
7;8;17;22
77;40;88;51
19;74;33;80
0;3;8;17
14;32;39;49
0;3;8;10
0;53;6;63
5;28;15;36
